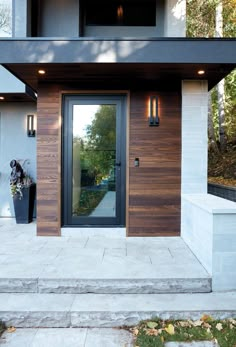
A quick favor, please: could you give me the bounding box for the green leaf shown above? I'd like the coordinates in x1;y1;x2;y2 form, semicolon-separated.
147;322;158;329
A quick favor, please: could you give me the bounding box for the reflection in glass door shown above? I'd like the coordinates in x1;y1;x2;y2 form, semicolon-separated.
63;95;126;226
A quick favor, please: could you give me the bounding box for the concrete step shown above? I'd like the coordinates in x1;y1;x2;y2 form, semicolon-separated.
0;277;212;294
1;292;235;328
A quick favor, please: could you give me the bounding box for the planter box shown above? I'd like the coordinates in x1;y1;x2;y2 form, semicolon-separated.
208;182;236;203
13;183;36;224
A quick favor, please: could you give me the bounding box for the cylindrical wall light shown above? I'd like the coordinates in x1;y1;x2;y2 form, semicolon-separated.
149;96;159;126
27;115;36;137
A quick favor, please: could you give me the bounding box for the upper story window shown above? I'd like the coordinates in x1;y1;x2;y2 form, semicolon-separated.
0;0;12;37
85;0;156;27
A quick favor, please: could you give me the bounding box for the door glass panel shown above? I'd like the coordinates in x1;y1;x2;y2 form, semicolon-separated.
72;104;116;217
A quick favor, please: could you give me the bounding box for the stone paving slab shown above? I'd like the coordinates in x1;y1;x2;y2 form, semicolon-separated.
0;328;220;347
165;342;219;347
0;292;236;328
0;328;134;347
0;219;211;294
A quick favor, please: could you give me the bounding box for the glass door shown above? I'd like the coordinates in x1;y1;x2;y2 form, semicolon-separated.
63;95;126;226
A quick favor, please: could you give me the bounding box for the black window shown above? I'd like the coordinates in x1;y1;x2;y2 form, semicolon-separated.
85;1;156;26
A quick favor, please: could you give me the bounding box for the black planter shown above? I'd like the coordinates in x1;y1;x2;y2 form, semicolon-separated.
13;183;36;224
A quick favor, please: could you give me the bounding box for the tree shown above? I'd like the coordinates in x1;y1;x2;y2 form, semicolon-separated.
0;3;11;36
215;1;227;151
82;105;116;184
187;0;236;151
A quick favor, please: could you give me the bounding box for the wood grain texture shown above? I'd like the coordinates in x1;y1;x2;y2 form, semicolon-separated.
36;85;180;237
128;91;181;236
37;84;61;236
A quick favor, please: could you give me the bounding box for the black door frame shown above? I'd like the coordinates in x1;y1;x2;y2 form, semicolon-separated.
62;94;126;227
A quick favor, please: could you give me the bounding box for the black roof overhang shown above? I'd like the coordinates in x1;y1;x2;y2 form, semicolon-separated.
0;38;235;92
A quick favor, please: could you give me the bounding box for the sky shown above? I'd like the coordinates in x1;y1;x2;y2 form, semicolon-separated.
73;105;100;139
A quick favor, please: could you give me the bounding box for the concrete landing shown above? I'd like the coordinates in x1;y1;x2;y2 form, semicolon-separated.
1;292;236;328
0;219;211;294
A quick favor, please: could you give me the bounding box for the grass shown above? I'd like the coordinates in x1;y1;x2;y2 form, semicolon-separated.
131;317;236;347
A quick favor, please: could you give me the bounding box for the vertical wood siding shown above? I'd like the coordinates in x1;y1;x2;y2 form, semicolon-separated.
128;91;181;236
37;84;61;236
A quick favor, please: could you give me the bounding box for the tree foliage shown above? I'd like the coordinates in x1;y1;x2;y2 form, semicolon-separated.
187;0;236;38
187;0;236;146
77;105;116;184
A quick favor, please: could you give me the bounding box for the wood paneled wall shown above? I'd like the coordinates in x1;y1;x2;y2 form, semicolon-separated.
128;91;181;236
37;84;61;236
36;86;180;237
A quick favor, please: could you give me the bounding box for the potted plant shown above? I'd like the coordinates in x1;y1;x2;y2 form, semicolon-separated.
10;159;36;224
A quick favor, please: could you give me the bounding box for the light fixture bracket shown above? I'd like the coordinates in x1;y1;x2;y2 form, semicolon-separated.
27;115;36;137
149;96;160;126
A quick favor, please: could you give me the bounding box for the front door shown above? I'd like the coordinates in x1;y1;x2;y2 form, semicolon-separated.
63;95;126;226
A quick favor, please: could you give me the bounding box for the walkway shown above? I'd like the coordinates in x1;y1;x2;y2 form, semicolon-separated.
91;191;116;217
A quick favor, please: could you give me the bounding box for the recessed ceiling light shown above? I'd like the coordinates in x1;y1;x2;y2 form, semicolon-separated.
0;96;5;100
198;70;205;75
38;69;46;75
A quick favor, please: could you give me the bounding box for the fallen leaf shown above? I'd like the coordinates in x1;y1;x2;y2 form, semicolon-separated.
203;322;211;329
179;321;192;328
133;329;139;336
165;324;175;335
146;328;158;336
147;321;158;329
7;327;16;333
193;320;203;327
201;315;212;322
216;323;223;331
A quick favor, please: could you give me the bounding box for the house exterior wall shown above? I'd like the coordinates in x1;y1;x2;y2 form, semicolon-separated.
39;0;79;37
12;0;28;37
181;80;208;195
164;0;186;37
128;91;181;236
36;84;181;236
0;102;37;217
10;0;185;38
0;66;25;93
37;84;61;236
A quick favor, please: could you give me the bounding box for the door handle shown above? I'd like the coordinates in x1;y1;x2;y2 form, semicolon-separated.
115;162;121;167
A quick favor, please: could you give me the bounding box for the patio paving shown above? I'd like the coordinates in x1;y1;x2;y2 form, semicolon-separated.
0;218;236;336
0;218;211;294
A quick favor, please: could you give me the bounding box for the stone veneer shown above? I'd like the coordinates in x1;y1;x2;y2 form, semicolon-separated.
182;194;236;291
181;80;236;291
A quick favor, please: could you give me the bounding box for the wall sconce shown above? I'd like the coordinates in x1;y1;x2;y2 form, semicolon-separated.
149;96;159;126
27;115;36;137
